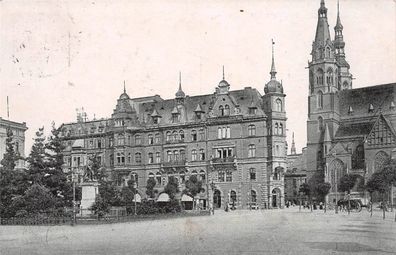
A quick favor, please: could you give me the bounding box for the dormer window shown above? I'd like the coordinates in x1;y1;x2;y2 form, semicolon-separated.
172;113;179;123
219;105;224;116
249;108;257;115
368;104;374;113
224;105;230;116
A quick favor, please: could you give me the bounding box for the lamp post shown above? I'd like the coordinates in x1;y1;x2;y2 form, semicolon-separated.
133;182;137;216
210;180;216;215
72;170;78;226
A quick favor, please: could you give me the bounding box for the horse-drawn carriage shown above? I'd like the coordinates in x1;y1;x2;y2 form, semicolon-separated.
337;197;370;212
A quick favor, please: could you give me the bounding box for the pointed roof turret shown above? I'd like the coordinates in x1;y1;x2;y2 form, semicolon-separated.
335;0;343;30
291;132;296;155
265;40;283;94
175;72;185;98
119;81;130;100
313;0;331;57
324;124;332;142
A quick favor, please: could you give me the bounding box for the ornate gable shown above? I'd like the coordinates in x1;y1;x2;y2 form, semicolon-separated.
366;114;396;147
328;142;350;156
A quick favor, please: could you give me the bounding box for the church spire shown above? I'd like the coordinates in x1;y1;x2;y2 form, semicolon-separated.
291;132;296;155
313;0;331;59
270;39;277;80
175;71;185;99
123;80;126;94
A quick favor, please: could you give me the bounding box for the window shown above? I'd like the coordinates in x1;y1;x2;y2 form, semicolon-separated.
191;149;197;161
127;135;131;145
180;171;186;183
174;150;179;161
219;105;224;116
191;130;197;141
135;135;142;145
251;190;257;203
317;91;323;108
249;108;257;115
156;172;162;185
276;99;282;112
148;134;154;145
199;149;205;161
218;171;225;182
172;131;178;142
135;152;141;164
156;152;161;163
318;116;324;131
325;47;330;59
130;172;138;187
191;170;198;176
117;135;125;146
172;113;179;123
248;144;256;158
166;131;171;142
218;127;222;139
200;170;206;182
199;129;205;140
226;170;233;182
180;150;186;161
127;153;131;163
148;153;154;164
248;125;256;136
218;126;231;139
116;152;125;165
317;69;324;85
279;123;283;135
215;148;233;158
179;130;185;142
274;167;282;180
230;190;237;203
155;133;161;144
89;139;94;148
275;123;279;135
109;137;114;147
110;154;114;166
224;105;230;116
167;151;172;162
196;112;202;120
153;117;159;124
97;139;102;148
249;168;256;181
327;68;333;86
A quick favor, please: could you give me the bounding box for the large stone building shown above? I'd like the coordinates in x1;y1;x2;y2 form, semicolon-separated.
59;49;288;210
306;1;396;202
0;117;28;169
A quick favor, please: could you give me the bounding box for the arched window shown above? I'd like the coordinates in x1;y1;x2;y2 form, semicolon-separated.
173;150;179;161
200;170;206;182
248;125;256;136
148;153;153;164
166;131;171;142
325;47;331;59
199;129;205;140
156;172;162;185
199;149;205;161
224;105;230;116
191;149;197;161
248;144;256;158
273;167;283;180
317;91;323;108
117;135;125;146
251;190;257;203
352;145;365;169
191;130;197;141
279;123;283;135
309;70;314;93
179;130;184;141
167;150;172;162
275;99;282;112
172;131;178;141
327;68;333;86
275;123;279;135
148;134;154;145
230;190;237;203
329;159;344;192
317;69;324;85
135;152;141;164
180;149;186;161
318;116;324;131
374;151;389;173
116;152;125;165
219;105;224;116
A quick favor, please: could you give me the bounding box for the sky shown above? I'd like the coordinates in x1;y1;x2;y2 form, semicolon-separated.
1;0;395;156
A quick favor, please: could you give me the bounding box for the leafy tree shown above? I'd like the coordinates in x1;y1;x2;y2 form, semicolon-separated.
21;184;56;215
184;175;203;209
339;174;360;194
299;183;311;211
145;178;156;199
164;176;179;200
90;196;110;219
315;182;331;212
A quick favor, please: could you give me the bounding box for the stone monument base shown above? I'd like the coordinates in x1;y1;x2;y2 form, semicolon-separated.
80;181;99;216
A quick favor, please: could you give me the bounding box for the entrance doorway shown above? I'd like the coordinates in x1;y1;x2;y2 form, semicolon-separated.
272;188;281;208
213;190;221;209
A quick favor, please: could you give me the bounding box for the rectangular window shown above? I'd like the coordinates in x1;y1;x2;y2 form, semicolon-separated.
218;171;225;182
148;153;154;164
226;170;232;182
156;152;161;163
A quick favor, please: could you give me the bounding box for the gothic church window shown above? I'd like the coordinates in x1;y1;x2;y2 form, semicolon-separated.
275;99;282;112
317;91;323;108
317;69;324;85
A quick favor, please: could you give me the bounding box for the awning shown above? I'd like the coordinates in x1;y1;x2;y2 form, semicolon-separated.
181;194;193;202
72;139;84;148
132;194;141;203
157;193;170;202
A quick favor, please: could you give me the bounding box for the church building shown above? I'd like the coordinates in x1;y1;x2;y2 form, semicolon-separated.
306;0;396;202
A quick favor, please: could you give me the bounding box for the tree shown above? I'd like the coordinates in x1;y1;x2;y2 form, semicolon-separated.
184;175;203;209
26;127;47;185
90;196;110;219
366;170;389;219
339;173;360;214
164;176;179;200
21;184;56;215
315;182;331;212
145;178;156;200
1;128;17;171
44;124;73;208
299;183;311;211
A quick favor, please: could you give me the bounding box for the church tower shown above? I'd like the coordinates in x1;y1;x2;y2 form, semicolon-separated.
306;0;349;181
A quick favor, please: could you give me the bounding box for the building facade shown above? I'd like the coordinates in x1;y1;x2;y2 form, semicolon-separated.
306;1;396;202
0;117;28;169
285;134;307;204
59;50;287;210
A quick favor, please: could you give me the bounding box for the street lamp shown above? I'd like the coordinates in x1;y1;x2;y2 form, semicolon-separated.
71;170;78;226
133;182;137;216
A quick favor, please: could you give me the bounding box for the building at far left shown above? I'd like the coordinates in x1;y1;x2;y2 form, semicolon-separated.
0;117;28;169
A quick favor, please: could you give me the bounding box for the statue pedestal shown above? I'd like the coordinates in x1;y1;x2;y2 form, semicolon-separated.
80;181;99;216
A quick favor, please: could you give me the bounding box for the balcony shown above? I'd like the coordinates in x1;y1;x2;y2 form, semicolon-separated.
162;159;187;167
211;157;235;164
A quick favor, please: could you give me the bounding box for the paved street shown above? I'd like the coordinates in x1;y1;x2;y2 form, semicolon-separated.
1;208;396;255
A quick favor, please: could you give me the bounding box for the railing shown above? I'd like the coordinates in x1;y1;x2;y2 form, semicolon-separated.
211;157;235;164
163;160;187;167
